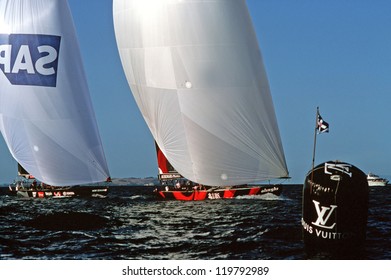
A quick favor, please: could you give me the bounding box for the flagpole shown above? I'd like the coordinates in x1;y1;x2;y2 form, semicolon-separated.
311;107;319;182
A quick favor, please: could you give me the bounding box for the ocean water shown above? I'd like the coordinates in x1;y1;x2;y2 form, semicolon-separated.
0;184;389;260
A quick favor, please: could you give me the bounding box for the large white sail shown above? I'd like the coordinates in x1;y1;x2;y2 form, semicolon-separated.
113;0;288;186
0;0;110;186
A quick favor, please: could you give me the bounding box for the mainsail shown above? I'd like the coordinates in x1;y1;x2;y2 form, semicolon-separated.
0;0;110;186
113;0;288;186
155;141;183;181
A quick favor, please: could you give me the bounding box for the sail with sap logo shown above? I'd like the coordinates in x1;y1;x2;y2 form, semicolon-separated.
0;0;110;186
0;34;61;87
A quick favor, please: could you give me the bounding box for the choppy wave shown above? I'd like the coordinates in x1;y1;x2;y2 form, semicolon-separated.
0;185;390;260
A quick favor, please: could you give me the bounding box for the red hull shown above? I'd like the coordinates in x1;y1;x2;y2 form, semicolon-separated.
156;185;282;201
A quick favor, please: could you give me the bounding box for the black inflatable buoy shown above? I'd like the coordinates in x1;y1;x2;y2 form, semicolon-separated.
302;161;369;258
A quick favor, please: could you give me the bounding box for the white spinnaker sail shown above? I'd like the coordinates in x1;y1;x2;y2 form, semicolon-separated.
0;0;110;186
113;0;288;186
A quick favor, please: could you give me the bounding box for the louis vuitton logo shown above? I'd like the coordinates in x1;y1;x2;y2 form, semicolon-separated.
311;200;337;229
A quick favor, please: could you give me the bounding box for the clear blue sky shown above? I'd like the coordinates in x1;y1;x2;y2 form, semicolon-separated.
1;0;391;184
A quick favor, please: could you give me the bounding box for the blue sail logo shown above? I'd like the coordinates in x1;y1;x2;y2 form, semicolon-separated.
0;34;61;87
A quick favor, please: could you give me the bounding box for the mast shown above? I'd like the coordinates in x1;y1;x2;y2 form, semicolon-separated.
311;107;329;181
311;107;319;181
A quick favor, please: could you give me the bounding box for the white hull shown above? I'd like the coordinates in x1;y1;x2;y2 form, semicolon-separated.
367;173;388;187
367;181;388;187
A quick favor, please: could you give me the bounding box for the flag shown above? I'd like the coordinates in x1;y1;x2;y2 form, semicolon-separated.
317;113;329;133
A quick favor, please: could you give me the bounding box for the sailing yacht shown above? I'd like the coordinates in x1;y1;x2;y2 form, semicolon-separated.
113;0;289;200
0;0;111;198
367;173;389;187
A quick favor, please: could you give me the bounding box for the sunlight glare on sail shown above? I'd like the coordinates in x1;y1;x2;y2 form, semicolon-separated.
0;20;11;34
135;0;162;18
0;1;56;34
221;173;228;181
184;81;192;89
